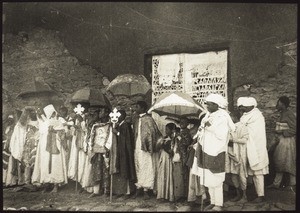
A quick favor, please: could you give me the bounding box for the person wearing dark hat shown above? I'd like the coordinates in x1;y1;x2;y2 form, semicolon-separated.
267;96;296;191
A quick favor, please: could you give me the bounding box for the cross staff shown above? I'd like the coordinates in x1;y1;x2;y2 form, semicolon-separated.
74;104;85;115
108;108;121;202
73;104;85;192
109;108;121;128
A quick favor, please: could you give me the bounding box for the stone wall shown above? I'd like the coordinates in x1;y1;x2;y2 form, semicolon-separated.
2;27;153;120
233;41;297;150
2;28;107;116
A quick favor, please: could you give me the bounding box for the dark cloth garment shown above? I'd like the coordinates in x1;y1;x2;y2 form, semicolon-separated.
57;130;68;152
177;128;192;196
90;153;110;192
177;129;193;165
11;157;25;176
112;174;136;195
110;126;118;175
195;144;226;173
280;109;296;137
161;138;173;156
173;162;185;200
46;131;60;154
186;148;195;168
116;122;136;181
11;156;19;176
46;129;67;173
133;114;162;153
273;109;296;175
111;121;136;195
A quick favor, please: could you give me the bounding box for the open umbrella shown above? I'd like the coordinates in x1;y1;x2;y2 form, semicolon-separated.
106;74;151;96
148;91;206;118
17;77;57;99
70;87;111;108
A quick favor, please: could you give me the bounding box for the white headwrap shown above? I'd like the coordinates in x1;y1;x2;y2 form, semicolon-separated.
248;97;257;107
43;104;56;119
205;93;227;108
237;97;248;107
237;97;257;107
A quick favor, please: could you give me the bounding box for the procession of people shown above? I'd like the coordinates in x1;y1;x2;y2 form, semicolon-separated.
2;90;296;212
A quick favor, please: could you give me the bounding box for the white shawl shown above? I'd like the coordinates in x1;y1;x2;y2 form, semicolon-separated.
9;122;27;162
240;108;269;171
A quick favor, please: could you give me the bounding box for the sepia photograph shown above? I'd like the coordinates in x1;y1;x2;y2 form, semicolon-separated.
2;2;297;211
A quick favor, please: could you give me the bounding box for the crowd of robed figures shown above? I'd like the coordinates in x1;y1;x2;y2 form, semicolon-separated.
2;94;296;212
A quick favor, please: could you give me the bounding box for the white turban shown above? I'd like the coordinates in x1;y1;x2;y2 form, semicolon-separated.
43;104;56;119
237;97;257;107
205;93;227;108
237;97;247;106
248;97;257;107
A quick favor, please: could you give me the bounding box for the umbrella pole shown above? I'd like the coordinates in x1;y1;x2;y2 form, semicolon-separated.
201;131;205;212
110;123;115;203
110;174;113;202
75;146;79;192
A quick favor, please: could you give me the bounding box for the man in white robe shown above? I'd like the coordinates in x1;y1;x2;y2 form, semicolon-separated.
238;97;269;203
31;104;68;193
68;113;87;190
191;94;235;211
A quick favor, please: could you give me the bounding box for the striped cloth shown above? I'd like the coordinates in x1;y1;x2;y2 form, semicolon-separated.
191;109;232;187
3;142;10;170
3;125;14;170
29;147;37;167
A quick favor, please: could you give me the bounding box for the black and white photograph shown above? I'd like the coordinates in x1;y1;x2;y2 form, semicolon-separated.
2;2;297;212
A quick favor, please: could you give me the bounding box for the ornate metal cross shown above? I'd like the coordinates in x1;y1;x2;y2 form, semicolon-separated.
74;104;85;115
109;107;121;127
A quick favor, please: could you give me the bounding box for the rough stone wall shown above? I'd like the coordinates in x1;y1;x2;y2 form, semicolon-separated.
2;27;152;120
233;41;297;150
2;28;106;116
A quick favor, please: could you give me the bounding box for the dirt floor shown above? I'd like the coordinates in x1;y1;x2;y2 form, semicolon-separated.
3;180;296;211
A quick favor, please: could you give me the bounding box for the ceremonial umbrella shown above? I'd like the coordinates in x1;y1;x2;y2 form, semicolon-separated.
16;77;59;110
106;74;151;96
17;77;57;99
148;91;206;118
70;87;111;108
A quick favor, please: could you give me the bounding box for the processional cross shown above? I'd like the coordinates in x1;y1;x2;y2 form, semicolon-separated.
74;104;85;115
108;107;121;203
109;107;121;128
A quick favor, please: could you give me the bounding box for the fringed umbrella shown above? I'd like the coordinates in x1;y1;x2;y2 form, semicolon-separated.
106;74;151;96
148;91;206;118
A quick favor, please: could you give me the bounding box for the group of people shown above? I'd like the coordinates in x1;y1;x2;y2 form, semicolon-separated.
2;93;296;212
